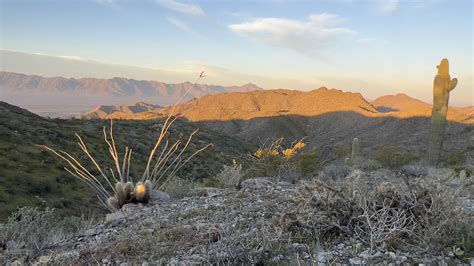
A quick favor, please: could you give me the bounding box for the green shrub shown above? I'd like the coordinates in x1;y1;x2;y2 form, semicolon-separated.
333;143;350;159
295;151;321;177
375;145;419;169
443;151;466;167
201;176;223;188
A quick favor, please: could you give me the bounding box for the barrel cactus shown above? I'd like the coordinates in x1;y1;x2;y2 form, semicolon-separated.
428;58;458;166
107;180;152;211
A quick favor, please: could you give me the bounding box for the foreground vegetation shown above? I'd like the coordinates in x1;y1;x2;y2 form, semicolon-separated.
1;163;472;264
0;102;252;219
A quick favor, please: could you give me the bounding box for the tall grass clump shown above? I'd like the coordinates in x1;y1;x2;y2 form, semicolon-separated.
38;72;212;211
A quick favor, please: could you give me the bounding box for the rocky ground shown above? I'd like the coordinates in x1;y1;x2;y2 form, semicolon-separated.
5;168;470;266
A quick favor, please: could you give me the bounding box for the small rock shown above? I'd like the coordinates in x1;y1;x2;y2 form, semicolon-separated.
12;260;22;266
106;211;125;223
197;187;222;197
150;190;171;202
84;228;97;236
359;249;371;259
240;177;273;189
349;258;362;265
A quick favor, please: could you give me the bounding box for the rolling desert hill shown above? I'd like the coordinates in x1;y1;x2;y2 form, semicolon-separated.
83;102;160;119
0;101;254;220
83;88;474;161
372;93;473;122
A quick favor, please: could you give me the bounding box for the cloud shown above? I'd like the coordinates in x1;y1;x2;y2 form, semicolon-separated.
57;55;84;61
166;16;192;32
377;0;399;13
228;13;356;56
96;0;115;5
156;0;204;17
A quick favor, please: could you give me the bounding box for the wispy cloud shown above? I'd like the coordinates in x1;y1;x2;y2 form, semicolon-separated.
156;0;205;17
356;37;390;45
228;13;356;56
96;0;115;5
377;0;399;13
166;16;192;32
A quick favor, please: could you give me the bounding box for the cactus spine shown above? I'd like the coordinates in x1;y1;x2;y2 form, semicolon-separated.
428;58;457;166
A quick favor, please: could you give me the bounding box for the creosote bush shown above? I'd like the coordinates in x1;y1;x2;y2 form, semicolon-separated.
443;151;466;167
375;145;419;169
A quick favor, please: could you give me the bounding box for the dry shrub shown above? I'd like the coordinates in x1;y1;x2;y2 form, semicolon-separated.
163;176;196;199
293;170;469;254
0;207;93;263
215;159;244;189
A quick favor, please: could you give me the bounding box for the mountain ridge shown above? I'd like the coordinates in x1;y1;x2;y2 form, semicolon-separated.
83;89;473;124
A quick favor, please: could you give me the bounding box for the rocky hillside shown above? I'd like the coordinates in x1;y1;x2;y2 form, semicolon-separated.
82;89;474;160
82;102;160;119
0;101;253;220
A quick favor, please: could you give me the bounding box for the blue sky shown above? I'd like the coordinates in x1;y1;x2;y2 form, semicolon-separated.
1;0;473;105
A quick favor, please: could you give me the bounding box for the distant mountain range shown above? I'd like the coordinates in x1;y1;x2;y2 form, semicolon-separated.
0;71;262;98
0;71;262;117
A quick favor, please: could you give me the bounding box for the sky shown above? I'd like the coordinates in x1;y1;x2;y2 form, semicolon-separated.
0;0;473;105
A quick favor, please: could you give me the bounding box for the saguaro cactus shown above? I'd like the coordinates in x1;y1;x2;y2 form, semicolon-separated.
351;137;360;163
345;138;360;166
428;58;458;166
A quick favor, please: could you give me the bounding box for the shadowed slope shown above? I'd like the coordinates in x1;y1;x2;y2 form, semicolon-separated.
0;101;253;220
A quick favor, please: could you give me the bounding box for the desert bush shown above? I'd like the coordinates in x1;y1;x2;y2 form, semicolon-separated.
443;151;466;167
295;151;321;177
375;145;419;169
0;207;93;262
216;160;244;189
292;170;470;254
201;176;223;188
319;164;351;180
248;138;320;182
333;143;350;160
163;176;195;199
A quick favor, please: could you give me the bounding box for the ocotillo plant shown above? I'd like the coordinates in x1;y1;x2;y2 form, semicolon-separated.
39;71;212;211
428;58;458;166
